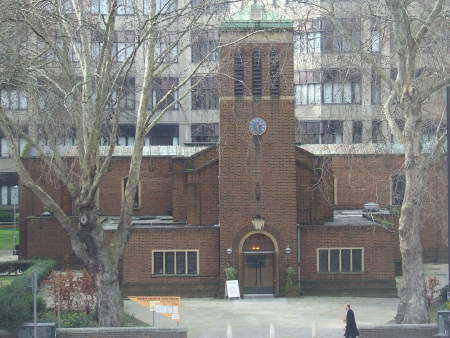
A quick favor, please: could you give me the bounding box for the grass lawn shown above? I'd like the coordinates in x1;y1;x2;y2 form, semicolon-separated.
0;228;19;250
0;276;15;288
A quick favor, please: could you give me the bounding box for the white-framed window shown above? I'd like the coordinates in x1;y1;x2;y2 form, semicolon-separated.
0;137;9;158
150;78;179;111
191;30;219;63
317;248;363;273
155;33;178;64
295;32;321;54
117;0;134;15
90;0;108;14
0;185;18;206
152;250;199;275
0;88;28;110
144;0;177;14
297;120;343;145
113;31;135;62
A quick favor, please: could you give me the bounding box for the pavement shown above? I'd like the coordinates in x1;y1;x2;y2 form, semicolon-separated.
124;296;399;338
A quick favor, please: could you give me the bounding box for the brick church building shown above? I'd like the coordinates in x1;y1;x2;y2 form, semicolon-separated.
20;5;425;297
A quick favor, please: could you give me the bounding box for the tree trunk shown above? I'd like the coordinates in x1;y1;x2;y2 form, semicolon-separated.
93;263;123;326
395;164;429;323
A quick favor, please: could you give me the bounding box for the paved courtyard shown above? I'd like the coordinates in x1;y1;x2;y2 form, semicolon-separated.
125;296;400;338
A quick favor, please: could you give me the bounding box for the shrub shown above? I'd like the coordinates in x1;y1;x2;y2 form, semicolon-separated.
224;266;237;280
44;270;96;314
0;211;14;223
285;266;295;291
0;259;56;331
0;260;33;275
39;310;97;328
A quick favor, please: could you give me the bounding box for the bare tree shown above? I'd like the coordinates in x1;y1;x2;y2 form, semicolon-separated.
0;0;232;325
285;0;449;323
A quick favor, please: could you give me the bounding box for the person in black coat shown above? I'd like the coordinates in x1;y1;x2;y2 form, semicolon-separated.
344;304;359;338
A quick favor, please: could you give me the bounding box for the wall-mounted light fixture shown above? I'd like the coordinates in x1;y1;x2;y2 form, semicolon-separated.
226;248;233;255
285;244;292;255
251;215;265;230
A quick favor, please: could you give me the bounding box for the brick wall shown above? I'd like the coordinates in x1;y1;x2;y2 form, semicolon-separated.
359;324;437;338
300;225;398;295
121;226;220;296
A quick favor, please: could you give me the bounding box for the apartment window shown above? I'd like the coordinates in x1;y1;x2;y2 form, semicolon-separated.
295;32;321;54
295;71;321;105
144;0;177;14
123;176;139;209
153;250;198;275
322;70;361;104
90;0;108;14
352;121;363;144
318;248;363;273
107;78;135;111
0;87;28;110
191;30;218;63
234;51;244;97
391;174;405;206
117;0;134;15
145;124;179;146
371;71;381;104
270;49;280;96
113;31;135;62
191;76;218;110
0;136;9;158
150;78;179;111
155;33;178;63
117;124;135;146
321;18;361;53
252;50;262;97
191;123;219;143
370;16;381;52
298;120;343;144
372;120;384;143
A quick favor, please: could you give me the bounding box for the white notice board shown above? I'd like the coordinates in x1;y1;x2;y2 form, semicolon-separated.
225;280;240;299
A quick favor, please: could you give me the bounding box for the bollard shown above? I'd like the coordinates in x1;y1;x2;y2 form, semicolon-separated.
227;324;232;338
312;320;317;338
269;323;275;338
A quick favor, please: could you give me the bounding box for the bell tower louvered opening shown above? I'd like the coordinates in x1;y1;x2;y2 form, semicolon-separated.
269;49;280;97
252;49;262;97
234;50;244;97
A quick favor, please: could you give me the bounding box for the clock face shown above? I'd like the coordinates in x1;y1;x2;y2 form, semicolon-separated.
249;118;267;136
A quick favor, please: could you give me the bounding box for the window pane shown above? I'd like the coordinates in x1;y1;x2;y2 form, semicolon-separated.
10;185;18;205
353;83;361;104
165;252;175;274
333;83;342;103
352;249;362;272
318;250;328;272
330;249;340;272
10;90;18;110
187;251;197;274
1;186;8;205
176;252;186;275
323;83;332;103
307;84;315;104
341;249;351;272
0;90;9;109
314;84;321;104
154;252;164;274
343;83;352;103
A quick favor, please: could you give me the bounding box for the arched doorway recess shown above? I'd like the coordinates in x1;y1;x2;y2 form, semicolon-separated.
239;232;278;295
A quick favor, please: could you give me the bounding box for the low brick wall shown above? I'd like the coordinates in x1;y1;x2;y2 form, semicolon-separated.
359;324;437;338
0;328;187;338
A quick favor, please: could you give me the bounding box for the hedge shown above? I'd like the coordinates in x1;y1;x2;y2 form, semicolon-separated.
0;211;14;223
0;259;56;331
0;260;33;275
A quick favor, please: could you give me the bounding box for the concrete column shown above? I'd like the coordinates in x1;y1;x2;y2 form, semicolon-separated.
179;123;191;145
343;120;353;144
362;120;372;143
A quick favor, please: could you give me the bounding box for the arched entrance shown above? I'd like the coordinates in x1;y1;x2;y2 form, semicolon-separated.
239;232;278;294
